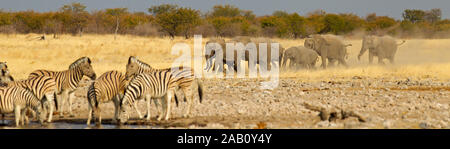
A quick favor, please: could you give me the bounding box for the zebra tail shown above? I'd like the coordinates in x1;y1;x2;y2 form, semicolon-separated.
53;92;58;111
197;79;204;103
174;93;179;107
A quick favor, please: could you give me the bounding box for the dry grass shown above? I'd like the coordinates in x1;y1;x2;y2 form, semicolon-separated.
1;34;449;82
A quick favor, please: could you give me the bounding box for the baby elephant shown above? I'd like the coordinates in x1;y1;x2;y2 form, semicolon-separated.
282;46;319;70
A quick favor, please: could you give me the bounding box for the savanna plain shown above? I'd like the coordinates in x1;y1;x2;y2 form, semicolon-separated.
1;34;449;129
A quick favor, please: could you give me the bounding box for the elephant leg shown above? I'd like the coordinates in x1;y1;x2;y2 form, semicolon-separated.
369;52;374;64
338;58;348;67
389;57;395;64
321;55;327;69
378;57;385;65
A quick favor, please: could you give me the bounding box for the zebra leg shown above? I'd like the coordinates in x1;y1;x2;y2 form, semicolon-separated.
112;95;121;123
157;97;166;121
87;101;93;125
68;92;75;117
15;106;21;127
145;94;152;121
182;87;194;118
164;89;175;121
133;99;143;119
59;90;69;118
153;97;163;120
23;109;30;125
97;105;102;125
45;93;55;122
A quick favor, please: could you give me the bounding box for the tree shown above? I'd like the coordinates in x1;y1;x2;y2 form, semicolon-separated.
425;8;441;23
321;14;346;34
106;8;128;40
148;4;178;16
285;13;306;38
210;5;241;17
59;2;89;36
151;5;200;39
365;13;397;34
402;9;425;24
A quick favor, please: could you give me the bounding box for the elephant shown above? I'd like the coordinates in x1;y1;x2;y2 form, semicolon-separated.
304;34;351;69
358;35;406;64
205;36;285;73
281;46;319;70
204;38;241;73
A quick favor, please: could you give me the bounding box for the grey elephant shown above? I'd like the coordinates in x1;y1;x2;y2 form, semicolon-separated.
248;37;285;71
358;35;406;64
204;38;241;73
304;34;351;69
281;46;319;70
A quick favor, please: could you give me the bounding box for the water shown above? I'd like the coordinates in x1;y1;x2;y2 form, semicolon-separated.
0;120;157;129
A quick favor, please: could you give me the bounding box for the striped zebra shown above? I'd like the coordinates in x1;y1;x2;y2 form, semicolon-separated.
125;56;203;118
0;74;57;123
28;57;96;118
118;71;179;123
87;70;127;125
0;85;45;126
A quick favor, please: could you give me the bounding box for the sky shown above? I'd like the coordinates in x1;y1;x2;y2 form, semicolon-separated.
0;0;449;19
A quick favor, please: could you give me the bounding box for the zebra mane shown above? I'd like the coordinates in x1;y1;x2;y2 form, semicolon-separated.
128;56;155;70
69;57;91;69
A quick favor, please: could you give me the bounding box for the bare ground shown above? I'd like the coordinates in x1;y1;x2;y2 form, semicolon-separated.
3;75;447;129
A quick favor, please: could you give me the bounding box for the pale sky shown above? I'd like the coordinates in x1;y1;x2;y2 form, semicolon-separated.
0;0;448;19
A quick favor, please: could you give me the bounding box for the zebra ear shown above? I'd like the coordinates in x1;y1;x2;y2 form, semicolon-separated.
128;56;136;64
87;57;91;64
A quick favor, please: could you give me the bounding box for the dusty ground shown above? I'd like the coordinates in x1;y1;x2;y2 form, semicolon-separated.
0;34;449;129
3;75;447;129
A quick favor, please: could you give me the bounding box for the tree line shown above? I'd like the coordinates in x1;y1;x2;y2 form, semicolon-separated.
0;3;449;39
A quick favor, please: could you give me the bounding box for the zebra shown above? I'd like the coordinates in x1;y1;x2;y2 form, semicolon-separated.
125;56;203;118
87;70;127;125
0;62;14;85
0;74;57;123
0;85;45;126
118;71;179;123
28;57;96;118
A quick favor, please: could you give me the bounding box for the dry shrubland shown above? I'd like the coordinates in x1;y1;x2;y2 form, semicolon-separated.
1;34;449;81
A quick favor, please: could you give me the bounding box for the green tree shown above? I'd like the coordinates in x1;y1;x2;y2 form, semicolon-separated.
151;5;200;39
59;2;89;36
285;13;306;38
321;14;346;34
106;8;128;40
210;5;241;17
402;9;425;24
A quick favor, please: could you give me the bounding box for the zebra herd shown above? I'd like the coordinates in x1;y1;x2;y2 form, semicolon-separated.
0;56;203;126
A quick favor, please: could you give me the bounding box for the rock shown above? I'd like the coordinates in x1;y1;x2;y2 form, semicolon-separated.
419;122;430;129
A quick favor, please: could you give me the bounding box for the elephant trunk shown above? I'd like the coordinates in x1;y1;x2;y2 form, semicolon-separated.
358;44;367;61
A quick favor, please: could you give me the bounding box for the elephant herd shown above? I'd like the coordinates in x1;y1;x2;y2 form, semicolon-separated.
204;34;406;72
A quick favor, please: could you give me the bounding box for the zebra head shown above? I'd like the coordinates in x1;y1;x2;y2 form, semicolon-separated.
126;56;154;80
70;57;97;80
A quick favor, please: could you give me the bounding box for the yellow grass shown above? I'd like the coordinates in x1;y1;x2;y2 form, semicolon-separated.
1;34;449;81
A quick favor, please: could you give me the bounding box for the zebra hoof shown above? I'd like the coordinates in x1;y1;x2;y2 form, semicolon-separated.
69;114;75;118
59;115;65;118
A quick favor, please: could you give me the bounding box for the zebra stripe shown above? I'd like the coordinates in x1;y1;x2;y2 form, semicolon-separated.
0;75;57;123
87;70;127;125
28;57;96;117
119;71;176;123
125;56;204;119
0;85;44;126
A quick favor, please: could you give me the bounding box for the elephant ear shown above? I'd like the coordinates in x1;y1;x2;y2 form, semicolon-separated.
317;37;330;46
